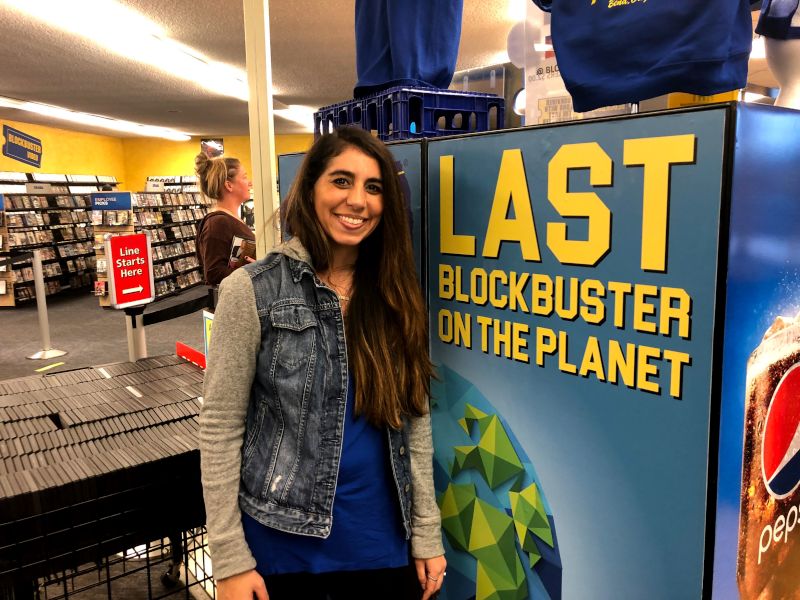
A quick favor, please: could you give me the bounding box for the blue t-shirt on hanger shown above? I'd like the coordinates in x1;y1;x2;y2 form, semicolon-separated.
530;0;756;112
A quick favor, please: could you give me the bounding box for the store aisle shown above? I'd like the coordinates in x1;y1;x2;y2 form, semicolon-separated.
0;287;207;380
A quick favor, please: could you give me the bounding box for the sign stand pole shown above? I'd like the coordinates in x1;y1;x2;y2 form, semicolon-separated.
124;307;148;362
27;249;67;360
102;226;155;363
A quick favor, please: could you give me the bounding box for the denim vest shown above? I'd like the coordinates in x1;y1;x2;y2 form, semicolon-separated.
237;242;413;539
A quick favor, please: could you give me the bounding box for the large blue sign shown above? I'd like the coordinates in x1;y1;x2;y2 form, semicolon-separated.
387;141;424;282
277;153;304;204
2;125;42;168
91;191;132;210
427;108;728;599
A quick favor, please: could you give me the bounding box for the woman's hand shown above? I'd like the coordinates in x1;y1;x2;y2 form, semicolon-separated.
216;569;268;600
415;555;447;600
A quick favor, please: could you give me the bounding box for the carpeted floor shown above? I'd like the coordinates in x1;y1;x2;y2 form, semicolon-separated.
0;288;214;600
0;286;207;381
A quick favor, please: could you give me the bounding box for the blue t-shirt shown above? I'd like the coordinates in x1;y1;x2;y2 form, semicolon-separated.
242;374;409;575
530;0;754;112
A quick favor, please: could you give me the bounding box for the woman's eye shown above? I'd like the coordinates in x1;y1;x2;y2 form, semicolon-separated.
332;177;350;186
366;184;382;194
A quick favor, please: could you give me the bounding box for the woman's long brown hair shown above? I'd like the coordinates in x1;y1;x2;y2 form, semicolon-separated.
282;127;433;428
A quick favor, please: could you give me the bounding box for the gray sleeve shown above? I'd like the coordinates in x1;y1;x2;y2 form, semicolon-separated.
199;268;261;580
407;411;446;559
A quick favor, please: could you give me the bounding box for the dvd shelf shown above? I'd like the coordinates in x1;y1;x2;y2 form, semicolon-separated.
0;172;120;195
0;197;7;303
0;171;29;195
0;193;97;306
133;191;210;300
145;175;198;193
92;194;134;307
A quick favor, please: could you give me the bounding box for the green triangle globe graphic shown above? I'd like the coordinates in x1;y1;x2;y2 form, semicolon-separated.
432;365;562;599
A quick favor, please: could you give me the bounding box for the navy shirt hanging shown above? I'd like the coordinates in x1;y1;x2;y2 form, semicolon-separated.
531;0;756;112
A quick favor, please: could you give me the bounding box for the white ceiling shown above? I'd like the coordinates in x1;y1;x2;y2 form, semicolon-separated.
0;0;520;137
0;1;775;138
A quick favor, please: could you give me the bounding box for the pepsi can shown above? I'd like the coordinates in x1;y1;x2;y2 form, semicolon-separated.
738;315;800;599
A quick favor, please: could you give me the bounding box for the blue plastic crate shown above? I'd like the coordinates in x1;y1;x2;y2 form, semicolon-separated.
314;87;505;141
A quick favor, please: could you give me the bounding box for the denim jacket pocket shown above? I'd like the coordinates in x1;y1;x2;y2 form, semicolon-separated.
271;303;317;368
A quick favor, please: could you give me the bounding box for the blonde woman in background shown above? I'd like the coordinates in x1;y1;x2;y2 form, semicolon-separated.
194;154;256;286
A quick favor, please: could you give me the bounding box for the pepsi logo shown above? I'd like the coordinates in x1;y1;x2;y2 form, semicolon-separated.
762;363;800;499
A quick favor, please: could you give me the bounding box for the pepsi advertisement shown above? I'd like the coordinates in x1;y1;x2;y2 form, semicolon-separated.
427;108;729;599
713;103;800;599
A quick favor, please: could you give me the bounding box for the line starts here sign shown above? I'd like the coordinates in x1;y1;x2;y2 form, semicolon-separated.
106;232;155;309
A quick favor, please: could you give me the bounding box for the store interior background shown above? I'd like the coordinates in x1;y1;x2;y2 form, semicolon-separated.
0;1;781;381
0;0;541;180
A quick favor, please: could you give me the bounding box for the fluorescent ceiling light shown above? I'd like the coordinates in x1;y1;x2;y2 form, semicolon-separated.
0;96;191;141
4;0;248;101
534;43;554;52
273;105;316;132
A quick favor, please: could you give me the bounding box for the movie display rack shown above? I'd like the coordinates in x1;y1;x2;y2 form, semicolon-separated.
0;172;119;196
91;194;134;307
133;191;210;300
0;193;97;307
0;193;9;306
0;355;210;599
145;175;198;194
0;173;119;307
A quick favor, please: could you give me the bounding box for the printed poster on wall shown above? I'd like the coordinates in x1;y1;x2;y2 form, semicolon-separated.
2;124;42;168
427;108;728;599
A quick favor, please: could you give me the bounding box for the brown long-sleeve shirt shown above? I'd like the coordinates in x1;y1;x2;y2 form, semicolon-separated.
196;210;255;285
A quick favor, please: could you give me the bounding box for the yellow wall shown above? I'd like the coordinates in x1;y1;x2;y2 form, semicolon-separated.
122;134;314;191
120;136;246;192
0;118;314;191
0;119;126;182
275;135;315;156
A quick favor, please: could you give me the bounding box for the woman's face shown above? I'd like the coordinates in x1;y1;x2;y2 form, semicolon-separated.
313;146;383;256
226;167;251;202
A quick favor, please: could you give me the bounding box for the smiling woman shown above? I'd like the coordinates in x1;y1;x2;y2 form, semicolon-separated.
311;146;385;272
194;153;255;285
200;127;447;600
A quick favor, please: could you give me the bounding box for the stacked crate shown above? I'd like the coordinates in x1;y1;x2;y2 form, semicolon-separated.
315;86;505;141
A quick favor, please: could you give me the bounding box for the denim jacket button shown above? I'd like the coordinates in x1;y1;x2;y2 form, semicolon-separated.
404;483;410;492
399;446;406;455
